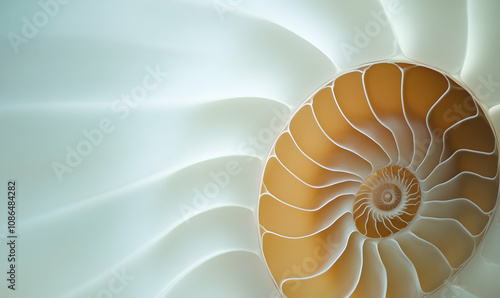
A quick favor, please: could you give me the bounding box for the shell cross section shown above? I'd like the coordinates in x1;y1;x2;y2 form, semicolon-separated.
354;166;421;238
258;62;500;298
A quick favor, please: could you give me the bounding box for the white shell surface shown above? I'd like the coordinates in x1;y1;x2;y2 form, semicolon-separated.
0;0;499;297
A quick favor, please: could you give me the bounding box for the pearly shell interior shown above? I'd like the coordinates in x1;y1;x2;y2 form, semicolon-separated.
258;62;499;298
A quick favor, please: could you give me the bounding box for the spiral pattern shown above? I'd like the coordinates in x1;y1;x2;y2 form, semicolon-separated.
258;62;499;297
354;165;421;238
4;0;500;297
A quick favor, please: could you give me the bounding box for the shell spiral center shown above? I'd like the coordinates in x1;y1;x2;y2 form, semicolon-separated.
354;166;421;238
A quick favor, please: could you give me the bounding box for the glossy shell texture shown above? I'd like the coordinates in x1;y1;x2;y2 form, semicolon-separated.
258;63;499;297
1;1;500;298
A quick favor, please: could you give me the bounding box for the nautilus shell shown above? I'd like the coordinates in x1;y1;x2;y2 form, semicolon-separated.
1;1;500;298
258;62;499;297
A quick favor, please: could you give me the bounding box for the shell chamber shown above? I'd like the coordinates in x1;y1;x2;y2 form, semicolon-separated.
258;62;500;298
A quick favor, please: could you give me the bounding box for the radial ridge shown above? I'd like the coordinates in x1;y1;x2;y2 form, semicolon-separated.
258;62;500;298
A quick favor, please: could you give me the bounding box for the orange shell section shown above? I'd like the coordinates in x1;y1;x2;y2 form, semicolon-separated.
258;63;499;298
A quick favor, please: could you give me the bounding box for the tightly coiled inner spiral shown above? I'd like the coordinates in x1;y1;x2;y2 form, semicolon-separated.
354;165;421;238
258;62;499;298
